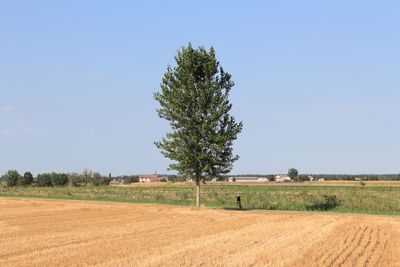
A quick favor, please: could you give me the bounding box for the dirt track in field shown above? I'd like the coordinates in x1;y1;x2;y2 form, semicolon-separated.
1;198;399;266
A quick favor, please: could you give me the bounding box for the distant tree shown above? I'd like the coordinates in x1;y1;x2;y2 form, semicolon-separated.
288;168;299;181
168;175;178;182
36;173;52;187
154;43;243;208
50;173;68;186
4;170;20;187
123;176;139;184
18;172;33;186
82;169;93;186
298;174;308;182
267;175;275;181
93;172;111;186
68;172;82;187
160;177;168;182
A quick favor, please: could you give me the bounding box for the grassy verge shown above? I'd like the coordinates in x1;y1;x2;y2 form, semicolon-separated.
1;184;399;215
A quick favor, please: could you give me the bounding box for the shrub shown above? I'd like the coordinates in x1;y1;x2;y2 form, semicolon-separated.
4;170;20;187
160;177;168;182
36;173;52;187
68;173;82;187
93;172;111;186
51;173;68;186
123;176;139;184
18;172;33;186
306;194;341;211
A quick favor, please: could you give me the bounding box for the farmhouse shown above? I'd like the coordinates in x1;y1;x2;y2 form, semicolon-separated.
139;175;167;183
228;177;268;182
275;175;291;182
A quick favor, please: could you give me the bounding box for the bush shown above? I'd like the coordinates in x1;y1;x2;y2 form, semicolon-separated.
306;194;341;211
68;173;82;187
93;172;110;186
51;173;68;186
3;170;20;187
123;176;139;184
18;172;33;186
36;173;52;187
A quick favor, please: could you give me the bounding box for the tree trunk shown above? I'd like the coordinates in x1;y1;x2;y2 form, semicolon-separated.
195;181;200;208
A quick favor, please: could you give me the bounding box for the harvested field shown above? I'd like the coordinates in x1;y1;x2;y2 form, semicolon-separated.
1;198;399;266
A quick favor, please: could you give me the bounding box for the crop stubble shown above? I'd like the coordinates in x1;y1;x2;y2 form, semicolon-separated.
1;198;399;266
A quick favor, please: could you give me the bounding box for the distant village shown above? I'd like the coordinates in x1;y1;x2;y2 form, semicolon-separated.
110;174;323;184
107;172;400;185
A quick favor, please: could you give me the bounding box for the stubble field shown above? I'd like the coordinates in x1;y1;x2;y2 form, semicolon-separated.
1;198;400;266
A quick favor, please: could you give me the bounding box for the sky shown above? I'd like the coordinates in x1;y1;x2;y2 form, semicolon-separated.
1;1;399;176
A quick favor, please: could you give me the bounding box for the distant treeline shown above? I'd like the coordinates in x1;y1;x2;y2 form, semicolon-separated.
1;169;111;187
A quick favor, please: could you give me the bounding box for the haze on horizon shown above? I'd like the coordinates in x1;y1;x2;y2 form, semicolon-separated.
1;1;399;176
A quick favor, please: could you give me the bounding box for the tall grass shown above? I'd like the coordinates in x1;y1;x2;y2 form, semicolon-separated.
0;184;399;215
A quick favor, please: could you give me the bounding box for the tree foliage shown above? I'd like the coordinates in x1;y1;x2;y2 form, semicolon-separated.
288;168;299;181
82;169;93;186
50;173;69;186
36;173;52;187
4;170;20;187
67;172;82;187
92;172;110;186
18;171;33;186
123;176;139;184
154;43;243;185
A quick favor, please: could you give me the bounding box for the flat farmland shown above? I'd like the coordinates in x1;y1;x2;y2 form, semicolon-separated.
1;198;400;266
2;183;400;215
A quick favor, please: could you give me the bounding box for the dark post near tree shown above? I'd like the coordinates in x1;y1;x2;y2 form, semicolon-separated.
154;44;243;208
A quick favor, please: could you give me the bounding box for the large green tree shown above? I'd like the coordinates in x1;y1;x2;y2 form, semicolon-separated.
288;168;299;181
154;44;243;207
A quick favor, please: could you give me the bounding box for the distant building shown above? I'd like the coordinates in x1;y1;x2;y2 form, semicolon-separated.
110;178;122;184
308;176;314;181
275;175;291;182
228;177;268;182
139;175;168;183
318;178;325;181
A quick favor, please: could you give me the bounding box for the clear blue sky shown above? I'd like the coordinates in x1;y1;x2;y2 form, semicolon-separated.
1;1;399;176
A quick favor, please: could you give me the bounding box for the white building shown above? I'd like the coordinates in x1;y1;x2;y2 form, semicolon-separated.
228;177;268;182
275;175;291;182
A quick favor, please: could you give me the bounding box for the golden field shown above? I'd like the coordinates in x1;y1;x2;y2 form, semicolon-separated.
1;198;399;267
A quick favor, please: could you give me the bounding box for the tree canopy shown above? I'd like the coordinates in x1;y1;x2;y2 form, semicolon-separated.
288;168;299;181
154;43;242;207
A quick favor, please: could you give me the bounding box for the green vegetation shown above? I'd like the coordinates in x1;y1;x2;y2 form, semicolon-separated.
154;43;243;207
4;170;20;187
19;172;33;186
50;173;69;186
92;172;111;186
0;184;399;215
288;168;299;181
36;173;52;186
123;175;139;184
